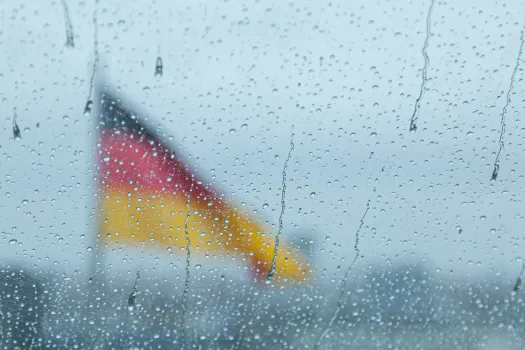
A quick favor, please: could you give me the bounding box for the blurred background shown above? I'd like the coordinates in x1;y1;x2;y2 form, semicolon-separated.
2;0;525;348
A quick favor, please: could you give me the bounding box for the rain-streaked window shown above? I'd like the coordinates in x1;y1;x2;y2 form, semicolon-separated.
1;0;525;349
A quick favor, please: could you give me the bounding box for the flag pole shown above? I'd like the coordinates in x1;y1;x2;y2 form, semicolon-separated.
85;77;108;348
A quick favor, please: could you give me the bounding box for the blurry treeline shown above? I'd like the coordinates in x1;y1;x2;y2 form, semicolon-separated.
1;262;524;349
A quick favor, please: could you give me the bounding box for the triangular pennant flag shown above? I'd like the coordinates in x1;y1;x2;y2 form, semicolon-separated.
95;87;312;285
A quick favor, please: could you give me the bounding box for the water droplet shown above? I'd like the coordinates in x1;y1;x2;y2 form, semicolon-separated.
241;123;248;130
262;203;269;209
9;239;17;245
155;56;163;78
103;156;110;162
229;128;236;135
12;110;21;140
84;100;93;116
128;294;136;307
491;164;499;181
22;199;28;205
514;278;522;292
310;192;316;198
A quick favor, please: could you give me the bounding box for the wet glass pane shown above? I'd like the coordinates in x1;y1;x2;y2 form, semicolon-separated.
1;0;525;349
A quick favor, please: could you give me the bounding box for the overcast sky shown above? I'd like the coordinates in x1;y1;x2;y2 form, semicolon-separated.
1;0;525;290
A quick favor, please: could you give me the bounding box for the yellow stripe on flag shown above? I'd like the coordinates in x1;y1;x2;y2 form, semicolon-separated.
99;189;312;284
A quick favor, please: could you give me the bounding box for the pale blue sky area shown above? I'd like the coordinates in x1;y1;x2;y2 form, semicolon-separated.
1;0;525;289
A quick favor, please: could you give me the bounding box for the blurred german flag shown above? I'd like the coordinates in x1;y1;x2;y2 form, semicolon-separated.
95;88;312;285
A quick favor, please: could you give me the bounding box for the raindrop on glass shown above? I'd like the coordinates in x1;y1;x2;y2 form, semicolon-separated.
84;100;93;116
12;109;21;140
155;56;163;78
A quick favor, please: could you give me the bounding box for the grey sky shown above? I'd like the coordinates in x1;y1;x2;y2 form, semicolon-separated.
1;0;525;290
